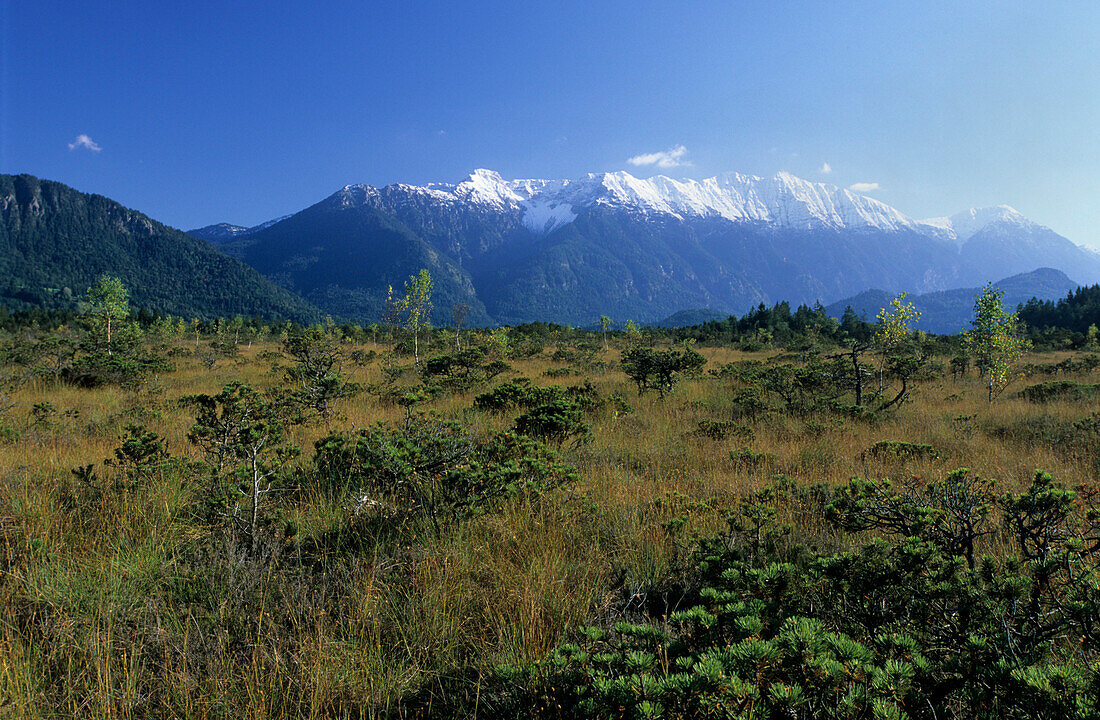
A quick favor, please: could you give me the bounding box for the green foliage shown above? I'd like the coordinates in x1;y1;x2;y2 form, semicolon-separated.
738;357;862;418
182;381;299;547
729;446;774;473
475;379;602;414
475;378;537;412
387;268;434;365
669;300;862;348
1019;380;1100;403
282;321;361;420
64;348;171;388
514;396;590;445
457;469;1100;719
1020;282;1100;338
310;417;576;531
828;469;998;569
37;276;174;386
0;173;319;321
30;400;57;428
421;346;510;389
423;346;486;378
621;345;706;397
966;283;1031;402
82;274;131;355
866;440;941;463
875;292;921;348
693;419;753;441
871;300;933;411
1021;354;1100;377
103;423;170;488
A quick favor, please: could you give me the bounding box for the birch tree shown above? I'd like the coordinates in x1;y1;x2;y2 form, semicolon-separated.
388;269;433;366
965;283;1030;403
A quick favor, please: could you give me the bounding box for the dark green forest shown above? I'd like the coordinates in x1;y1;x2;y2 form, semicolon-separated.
0;174;320;322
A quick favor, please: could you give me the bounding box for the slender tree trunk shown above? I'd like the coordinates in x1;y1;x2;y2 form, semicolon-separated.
251;453;260;547
851;349;863;407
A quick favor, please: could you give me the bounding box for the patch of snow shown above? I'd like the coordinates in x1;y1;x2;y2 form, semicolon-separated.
521;198;577;235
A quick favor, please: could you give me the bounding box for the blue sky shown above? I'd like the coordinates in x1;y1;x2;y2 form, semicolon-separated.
3;1;1100;246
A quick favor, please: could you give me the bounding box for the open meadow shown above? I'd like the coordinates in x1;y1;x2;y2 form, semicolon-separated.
2;323;1099;718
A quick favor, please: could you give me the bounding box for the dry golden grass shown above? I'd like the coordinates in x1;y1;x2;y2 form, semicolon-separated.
0;339;1096;717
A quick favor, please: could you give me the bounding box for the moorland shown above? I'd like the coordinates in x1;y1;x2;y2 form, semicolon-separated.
2;284;1100;719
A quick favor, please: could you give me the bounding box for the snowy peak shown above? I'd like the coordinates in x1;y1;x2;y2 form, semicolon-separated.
328;170;1055;245
188;217;291;244
569;170;921;232
420;169;923;235
334;183;380;207
189;222;249;240
921;205;1039;245
329;169;926;235
453;169;526;206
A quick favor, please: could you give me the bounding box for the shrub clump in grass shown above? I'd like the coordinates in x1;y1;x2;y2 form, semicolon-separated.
693;419;754;441
729;446;774;473
310;416;577;532
621;345;706;398
1019;380;1100;403
514;396;590;445
475;379;603;414
865;440;941;463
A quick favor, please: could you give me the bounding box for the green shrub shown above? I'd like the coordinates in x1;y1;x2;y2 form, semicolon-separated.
475;379;602;415
440;469;1100;719
475;379;536;412
514;397;589;445
865;440;941;463
64;349;170;387
1019;380;1100;403
310;417;577;531
283;325;361;419
621;345;706;397
729;446;773;473
693;419;753;441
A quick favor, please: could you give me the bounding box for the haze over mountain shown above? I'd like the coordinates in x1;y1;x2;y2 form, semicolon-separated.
192;169;1100;326
825;267;1079;334
0;174;320;321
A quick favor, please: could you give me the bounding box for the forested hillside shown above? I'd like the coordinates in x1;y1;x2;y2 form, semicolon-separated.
0;174;320;321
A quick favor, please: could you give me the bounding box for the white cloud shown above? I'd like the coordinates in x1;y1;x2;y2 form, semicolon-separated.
68;134;102;152
849;182;880;192
627;144;691;168
819;162;832;174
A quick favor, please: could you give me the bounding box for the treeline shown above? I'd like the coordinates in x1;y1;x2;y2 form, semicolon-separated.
7;280;1100;355
1018;283;1100;347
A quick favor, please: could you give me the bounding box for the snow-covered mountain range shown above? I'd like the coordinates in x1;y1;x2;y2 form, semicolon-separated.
189;169;1100;325
332;169;925;235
